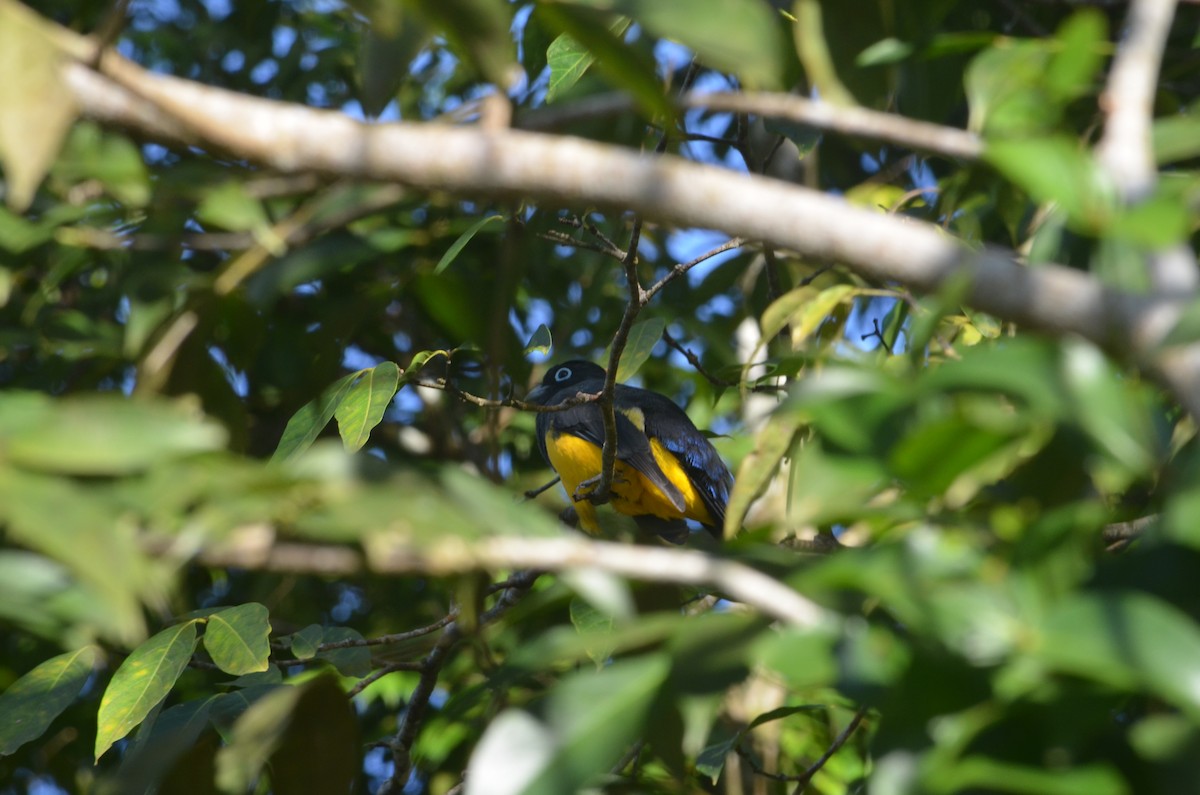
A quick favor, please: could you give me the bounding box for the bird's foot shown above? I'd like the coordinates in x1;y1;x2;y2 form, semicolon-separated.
572;473;626;505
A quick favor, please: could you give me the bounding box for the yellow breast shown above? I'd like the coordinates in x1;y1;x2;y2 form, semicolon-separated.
543;431;714;532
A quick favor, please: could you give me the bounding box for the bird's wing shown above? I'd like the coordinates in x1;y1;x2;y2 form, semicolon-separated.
543;393;687;512
625;388;733;530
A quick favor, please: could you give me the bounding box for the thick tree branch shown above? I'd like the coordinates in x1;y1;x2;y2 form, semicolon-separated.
1096;0;1197;293
59;52;1200;415
153;532;827;629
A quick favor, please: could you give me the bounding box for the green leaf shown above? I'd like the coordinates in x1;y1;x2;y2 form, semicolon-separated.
1059;339;1158;488
196;181;270;233
1034;591;1200;721
216;676;357;795
793;0;857;106
214;683;301;792
790;284;859;346
933;757;1128;795
568;598;616;667
761;286;815;342
545;17;631;102
0;646;96;756
985;136;1112;230
271;371;361;464
1153;112;1200;164
335;361;400;452
467;655;671;795
856;37;914;67
434;214;504;274
0;0;78;211
109;697;218;794
409;0;518;89
540;5;670;119
965;40;1054;135
725;412;800;536
287;624;325;660
54;122;151;208
525;323;553;356
96;621;200;760
614;317;665;381
0;392;227;475
1044;9;1107;104
567;0;785;90
0;469;152;645
204;603;272;676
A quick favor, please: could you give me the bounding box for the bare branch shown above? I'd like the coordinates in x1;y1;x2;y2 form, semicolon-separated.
1096;0;1197;293
153;533;827;629
518;91;983;161
382;571;537;793
643;236;745;302
411;378;600;413
58;51;1200;416
791;706;869;794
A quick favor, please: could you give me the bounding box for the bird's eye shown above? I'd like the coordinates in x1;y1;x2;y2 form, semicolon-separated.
554;366;573;383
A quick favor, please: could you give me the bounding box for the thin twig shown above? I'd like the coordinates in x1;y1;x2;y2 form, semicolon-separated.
347;661;427;699
381;572;539;794
643;237;745;303
590;218;648;506
558;215;628;261
791;706;869;794
411;378;600;413
537;229;626;259
318;613;457;650
522;477;561;500
661;328;738;388
1102;514;1157;551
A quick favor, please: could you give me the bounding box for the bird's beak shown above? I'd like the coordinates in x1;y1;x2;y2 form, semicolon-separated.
525;384;550;405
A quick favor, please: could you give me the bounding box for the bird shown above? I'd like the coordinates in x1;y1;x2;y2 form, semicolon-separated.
525;360;733;542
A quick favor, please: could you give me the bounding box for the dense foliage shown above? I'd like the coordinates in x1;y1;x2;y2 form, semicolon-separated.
3;0;1200;793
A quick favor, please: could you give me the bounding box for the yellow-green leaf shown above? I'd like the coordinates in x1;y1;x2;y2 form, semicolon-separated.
0;646;97;756
204;603;272;676
335;362;401;452
0;0;78;211
96;621;199;760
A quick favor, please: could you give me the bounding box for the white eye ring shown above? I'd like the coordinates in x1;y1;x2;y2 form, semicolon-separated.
554;367;573;383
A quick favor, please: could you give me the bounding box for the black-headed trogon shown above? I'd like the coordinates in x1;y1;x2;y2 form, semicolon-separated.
526;360;733;541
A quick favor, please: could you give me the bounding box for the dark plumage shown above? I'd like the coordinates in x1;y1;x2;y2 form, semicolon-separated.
526;360;733;541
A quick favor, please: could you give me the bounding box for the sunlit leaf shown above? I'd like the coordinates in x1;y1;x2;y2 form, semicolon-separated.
525;323;553;356
204;603;272;676
0;392;227;475
725;412;800;536
564;0;784;89
0;0;78;211
335;361;401;452
96;621;200;760
540;4;670;119
546;17;631;102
